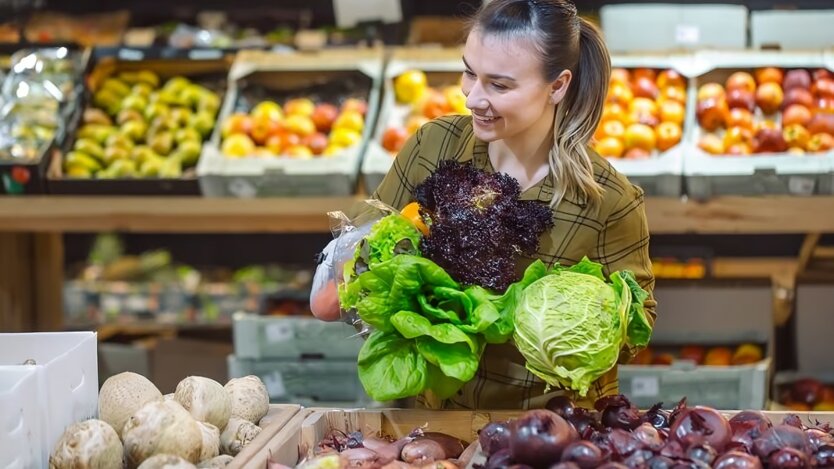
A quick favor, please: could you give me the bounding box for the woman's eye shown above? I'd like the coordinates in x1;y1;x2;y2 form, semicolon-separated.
464;70;476;78
491;82;507;91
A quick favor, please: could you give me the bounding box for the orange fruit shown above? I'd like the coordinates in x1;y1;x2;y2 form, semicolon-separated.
400;202;429;235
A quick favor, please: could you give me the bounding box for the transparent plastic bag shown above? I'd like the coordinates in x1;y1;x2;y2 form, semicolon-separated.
309;199;398;328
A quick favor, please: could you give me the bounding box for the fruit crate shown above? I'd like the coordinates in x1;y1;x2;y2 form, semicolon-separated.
362;46;463;193
198;49;384;197
0;46;87;195
232;313;362;360
48;46;234;195
619;329;771;411
225;403;301;469
227;354;373;405
682;50;833;199
771;372;834;412
240;408;834;468
598;54;698;196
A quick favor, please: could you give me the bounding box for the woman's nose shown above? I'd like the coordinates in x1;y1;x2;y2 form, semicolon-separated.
465;81;487;110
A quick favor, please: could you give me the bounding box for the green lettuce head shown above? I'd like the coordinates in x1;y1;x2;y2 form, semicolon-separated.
513;258;652;396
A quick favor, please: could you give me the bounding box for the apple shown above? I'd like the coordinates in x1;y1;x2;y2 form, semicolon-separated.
632;68;657;83
594;136;625;158
251;101;283;121
812;78;834;98
808;113;834;135
655;122;682;151
601;103;627;123
283;114;316;136
723;126;754;149
817;97;834;114
333;110;365;134
652;352;675;366
594;119;626;141
784;69;812;91
659;86;687;104
726;143;752;156
755;67;784;85
221;112;253;138
310;103;339;133
610;68;631;85
266;131;301;155
285;144;314;158
704;347;734;366
753;127;788;153
698;134;725;155
698;83;725;101
628;111;660;127
659;100;685;126
606;82;634;108
783;104;813;127
624;147;652;159
249;115;281;145
696;97;729;131
680;346;706;365
632;76;660;99
405;115;430;134
221;134;256;158
726;88;756;112
788;147;806;155
726;108;754;130
341;98;368;116
381;127;409;153
302;132;329;155
808;133;834;152
284;98;316;117
813;68;834;82
783;88;814;109
422;91;452;119
629;97;659;118
726;71;757;94
755;82;784;115
756;119;780;133
657;69;686;90
783;124;811;150
623;123;657;152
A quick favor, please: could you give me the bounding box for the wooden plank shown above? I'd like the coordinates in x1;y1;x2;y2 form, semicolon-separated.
228;404;301;469
0;196;832;234
0;233;34;331
32;233;64;331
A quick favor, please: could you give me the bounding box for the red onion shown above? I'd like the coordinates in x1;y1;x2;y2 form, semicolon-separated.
670;406;732;452
510;410;578;468
713;451;763;469
752;424;811;459
767;447;809;468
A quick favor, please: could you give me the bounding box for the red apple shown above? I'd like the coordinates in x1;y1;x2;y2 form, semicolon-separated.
632;68;657;83
698;134;725;155
697;97;729;131
813;68;834;82
817;97;834;114
724;126;754;149
784;69;812;91
808;133;834;152
783;88;814;110
624;147;652;159
726;88;756;112
808;113;834;135
341;98;368;116
812;78;834;98
755;67;784;86
726;71;757;94
657;69;686;90
783;104;813;127
726;108;754;130
381;127;409;153
726;143;752;155
698;83;726;101
632;76;660;100
302;132;329;155
311;103;339;133
610;68;631;85
753;127;788;153
755;82;784;115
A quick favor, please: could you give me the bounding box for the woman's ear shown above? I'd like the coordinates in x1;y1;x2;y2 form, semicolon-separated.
549;70;573;105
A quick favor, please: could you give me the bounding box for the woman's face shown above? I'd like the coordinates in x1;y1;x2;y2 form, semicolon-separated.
462;29;566;143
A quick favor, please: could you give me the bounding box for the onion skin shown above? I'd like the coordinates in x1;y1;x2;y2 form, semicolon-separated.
767;447;809;468
480;422;512;456
728;411;773;451
509;410;578;468
713;450;764;469
646;456;675;469
805;427;834;451
670;406;731;452
752;425;812;459
339;448;379;468
559;441;603;469
419;433;465;459
484;449;513;469
401;440;446;464
813;444;834;466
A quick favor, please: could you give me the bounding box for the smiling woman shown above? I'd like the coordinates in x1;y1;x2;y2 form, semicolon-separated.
310;0;656;411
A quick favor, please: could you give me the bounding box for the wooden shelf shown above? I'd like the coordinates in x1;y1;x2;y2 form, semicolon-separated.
0;195;833;234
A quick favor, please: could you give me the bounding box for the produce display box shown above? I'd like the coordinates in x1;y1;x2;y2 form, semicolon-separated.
232;313;362;360
0;46;87;195
750;10;834;51
248;408;834;467
683;50;832;199
198;48;384;197
225;403;302;469
602;53;698;197
227;354;371;405
362;46;463;193
771;371;834;413
0;332;98;468
48;46;235;195
599;4;748;53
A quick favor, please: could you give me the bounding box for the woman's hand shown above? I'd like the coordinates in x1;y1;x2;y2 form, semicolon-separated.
310;278;341;321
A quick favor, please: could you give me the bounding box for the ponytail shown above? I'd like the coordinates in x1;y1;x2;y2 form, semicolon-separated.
549;18;610;209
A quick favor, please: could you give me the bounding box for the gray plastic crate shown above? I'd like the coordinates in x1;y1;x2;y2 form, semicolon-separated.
232;313;362;360
228;355;370;404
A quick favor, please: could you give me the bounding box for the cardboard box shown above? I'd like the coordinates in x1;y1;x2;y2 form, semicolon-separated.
0;367;43;468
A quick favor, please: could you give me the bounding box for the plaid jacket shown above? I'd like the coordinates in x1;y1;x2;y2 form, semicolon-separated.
360;115;656;410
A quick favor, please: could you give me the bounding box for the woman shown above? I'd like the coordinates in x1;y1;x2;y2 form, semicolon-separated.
312;0;656;410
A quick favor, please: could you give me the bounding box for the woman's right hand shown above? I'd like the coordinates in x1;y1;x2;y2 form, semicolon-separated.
310;278;341;321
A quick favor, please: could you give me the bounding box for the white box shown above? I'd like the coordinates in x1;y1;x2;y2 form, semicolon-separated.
683;51;833;199
362;47;463;193
0;332;98;464
198;49;384;197
600;4;748;53
0;366;42;468
751;10;834;50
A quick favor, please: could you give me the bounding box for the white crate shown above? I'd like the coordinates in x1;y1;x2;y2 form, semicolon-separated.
0;367;42;468
751;10;834;50
600;4;748;53
0;332;98;465
362;47;463;193
683;51;833;199
198;49;384;197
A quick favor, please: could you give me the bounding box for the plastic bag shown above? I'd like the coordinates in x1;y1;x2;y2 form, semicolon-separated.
309;199;398;326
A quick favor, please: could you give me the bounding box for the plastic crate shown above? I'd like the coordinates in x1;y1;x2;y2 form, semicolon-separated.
227;355;370;405
683;51;832;199
0;332;98;466
198;49;384;197
751;10;834;50
362;47;463;193
232;313;362;360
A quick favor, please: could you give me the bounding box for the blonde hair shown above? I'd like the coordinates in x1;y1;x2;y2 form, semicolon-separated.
470;1;611;208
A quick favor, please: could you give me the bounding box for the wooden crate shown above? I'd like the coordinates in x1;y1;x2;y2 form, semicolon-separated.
227;403;301;469
249;408;834;467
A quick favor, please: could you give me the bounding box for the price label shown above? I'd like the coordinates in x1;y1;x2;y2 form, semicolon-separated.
265;322;294;343
788;176;815;196
675;25;701;45
227;178;257;198
188;49;223;61
118;49;145;61
631;376;660;398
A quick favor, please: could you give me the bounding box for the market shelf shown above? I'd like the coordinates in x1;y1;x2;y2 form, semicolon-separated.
2;195;834;234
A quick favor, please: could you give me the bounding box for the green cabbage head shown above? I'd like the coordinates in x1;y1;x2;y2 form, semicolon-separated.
513;258;652;396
